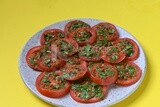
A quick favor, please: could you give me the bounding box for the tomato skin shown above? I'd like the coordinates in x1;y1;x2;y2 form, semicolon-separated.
116;61;142;86
70;86;108;103
68;28;97;46
113;38;139;61
89;63;118;85
64;20;91;35
26;46;42;70
61;59;88;81
40;29;65;45
37;54;66;72
101;46;126;64
36;72;71;98
92;22;119;41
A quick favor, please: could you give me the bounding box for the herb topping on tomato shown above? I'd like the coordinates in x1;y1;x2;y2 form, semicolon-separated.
36;71;70;98
114;38;139;60
101;46;126;63
51;38;79;58
70;77;108;103
40;29;65;45
64;20;91;34
26;46;43;70
61;58;87;81
89;63;118;85
92;22;119;41
115;61;142;86
69;28;96;45
79;44;101;61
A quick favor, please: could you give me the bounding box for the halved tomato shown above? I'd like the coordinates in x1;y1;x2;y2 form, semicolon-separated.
36;71;70;98
92;22;119;41
79;44;101;62
101;46;126;63
61;58;87;81
113;38;139;60
89;63;118;85
26;46;43;70
51;38;79;58
40;29;66;45
68;28;96;46
64;20;91;34
70;77;108;103
115;61;142;86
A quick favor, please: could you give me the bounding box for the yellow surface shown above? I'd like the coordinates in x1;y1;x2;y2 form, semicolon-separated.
0;0;160;107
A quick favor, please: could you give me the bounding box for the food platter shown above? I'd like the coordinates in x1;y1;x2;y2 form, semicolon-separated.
19;18;146;107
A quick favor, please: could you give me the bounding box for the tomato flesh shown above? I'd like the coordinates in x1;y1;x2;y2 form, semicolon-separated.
40;29;66;45
113;38;139;60
101;46;126;63
61;59;87;81
89;63;118;85
79;44;101;61
68;28;96;46
33;45;66;72
36;71;71;98
64;20;91;34
115;61;142;86
51;38;79;58
92;22;119;41
37;53;66;72
26;46;44;70
70;77;108;103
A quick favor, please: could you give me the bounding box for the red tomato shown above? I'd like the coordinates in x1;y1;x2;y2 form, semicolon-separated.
115;61;142;86
26;46;43;70
113;38;139;61
79;44;101;62
37;53;66;72
92;22;119;41
40;29;66;45
101;46;126;63
89;63;118;85
61;59;88;81
51;38;79;58
36;71;70;98
70;77;108;103
68;28;96;46
64;20;91;34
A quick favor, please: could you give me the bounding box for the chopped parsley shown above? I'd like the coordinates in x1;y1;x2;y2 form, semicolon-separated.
110;55;118;62
118;40;134;57
106;47;119;56
44;34;54;43
71;81;103;99
69;21;90;32
116;64;136;80
73;31;91;42
79;44;98;57
93;39;113;48
59;40;73;55
96;25;115;38
41;72;66;90
95;66;114;79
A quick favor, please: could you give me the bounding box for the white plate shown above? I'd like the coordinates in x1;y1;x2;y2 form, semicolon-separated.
18;18;146;107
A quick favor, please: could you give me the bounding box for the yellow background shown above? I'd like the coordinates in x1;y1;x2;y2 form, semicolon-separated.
0;0;160;107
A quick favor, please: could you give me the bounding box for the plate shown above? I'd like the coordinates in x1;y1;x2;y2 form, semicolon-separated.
18;18;146;107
